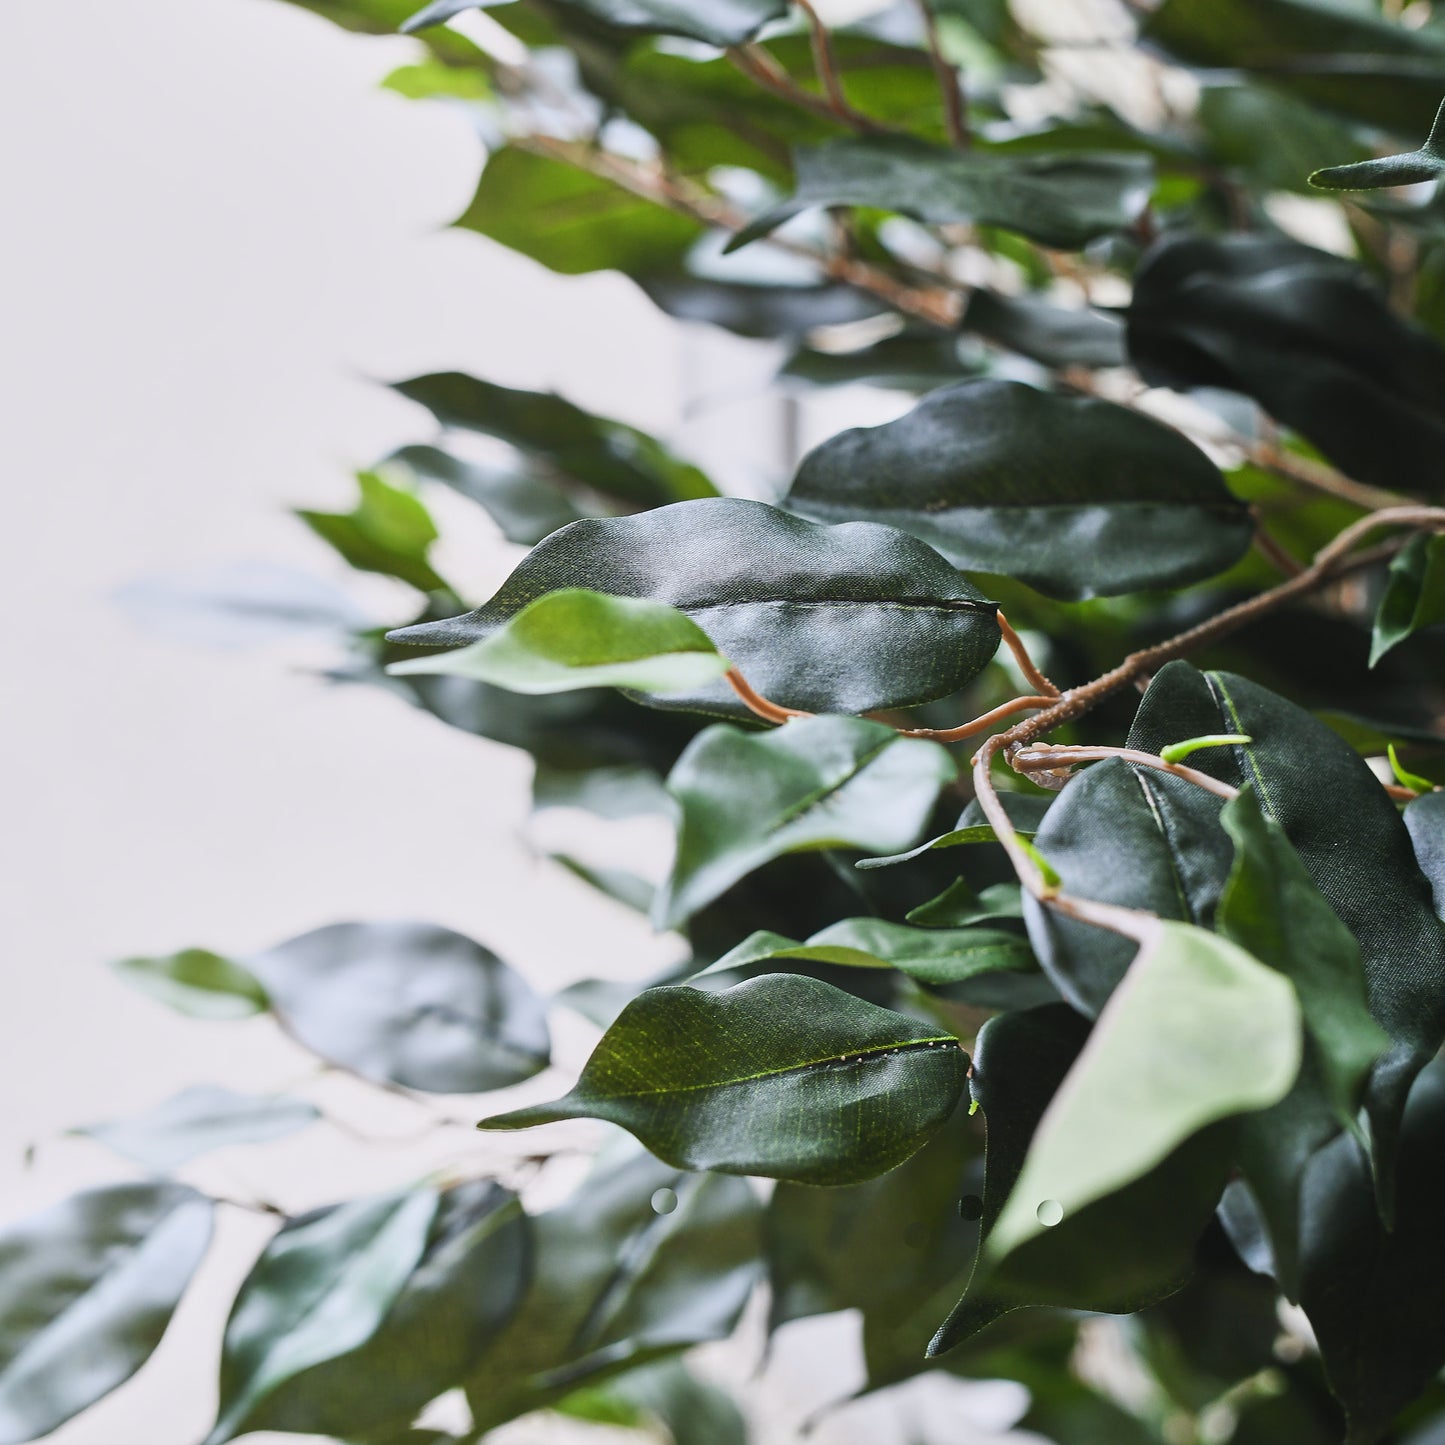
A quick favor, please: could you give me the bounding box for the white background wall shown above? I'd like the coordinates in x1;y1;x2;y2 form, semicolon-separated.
0;3;1022;1441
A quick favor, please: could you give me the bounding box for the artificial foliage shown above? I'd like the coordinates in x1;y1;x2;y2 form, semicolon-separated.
17;1;1445;1442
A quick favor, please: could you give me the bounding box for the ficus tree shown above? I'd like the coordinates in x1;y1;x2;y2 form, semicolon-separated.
12;1;1445;1442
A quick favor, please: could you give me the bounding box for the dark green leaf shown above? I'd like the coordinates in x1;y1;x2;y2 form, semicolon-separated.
767;1097;982;1389
974;919;1298;1281
929;1006;1236;1354
639;276;887;339
697;917;1034;987
1022;758;1235;1014
907;879;1024;928
658;715;955;927
961;289;1127;370
454;145;706;279
1371;532;1445;666
780;330;980;392
393;371;716;511
218;1183;528;1441
74;1086;320;1172
480;974;969;1184
392;589;730;696
1129;663;1445;1197
388;500;1001;719
1298;1058;1445;1443
1127;234;1445;497
385;444;585;547
465;1142;760;1430
111;948;269;1020
0;1184;213;1445
785;380;1252;601
728;138;1152;253
297;471;449;594
857;824;1030;870
247;922;550;1094
1145;0;1445;136
206;1189;440;1444
559;1358;746;1445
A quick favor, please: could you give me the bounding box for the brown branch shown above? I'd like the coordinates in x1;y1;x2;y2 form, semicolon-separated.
795;0;858;127
898;692;1058;743
726;667;812;725
998;610;1059;697
1011;743;1241;801
913;0;970;149
1252;522;1304;578
1250;439;1406;513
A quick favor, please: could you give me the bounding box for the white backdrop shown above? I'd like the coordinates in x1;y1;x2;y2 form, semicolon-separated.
0;2;1031;1441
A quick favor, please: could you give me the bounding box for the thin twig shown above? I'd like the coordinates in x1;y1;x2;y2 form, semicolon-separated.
726;668;813;724
795;0;857;127
1252;523;1304;578
898;693;1058;743
997;610;1059;696
1011;743;1241;801
913;0;970;148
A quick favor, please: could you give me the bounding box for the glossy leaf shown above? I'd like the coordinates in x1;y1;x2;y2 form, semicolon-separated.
247;922;550;1094
699;917;1035;987
218;1183;528;1440
206;1189;440;1444
391;589;729;696
74;1086;320;1172
389;500;1001;719
0;1184;213;1444
658;715;955;928
729;138;1153;253
1298;1058;1445;1443
1313;95;1445;190
930;1005;1236;1353
480;974;969;1184
455;146;706;279
1145;0;1445;136
464;1141;760;1430
392;372;716;511
1128;233;1445;497
1371;532;1445;666
297;471;448;594
979;919;1299;1272
785;380;1252;600
111;948;269;1020
1129;663;1445;1194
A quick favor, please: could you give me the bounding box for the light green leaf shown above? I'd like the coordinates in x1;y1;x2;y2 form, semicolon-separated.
390;590;729;696
980;919;1300;1271
111;949;269;1021
1370;532;1445;666
480;974;969;1185
1311;95;1445;190
206;1190;440;1444
657;715;955;929
297;471;448;594
730;138;1152;253
786;380;1251;601
1390;745;1436;796
1160;733;1251;764
558;1359;746;1445
74;1087;320;1172
696;917;1035;986
388;499;1001;720
0;1184;213;1445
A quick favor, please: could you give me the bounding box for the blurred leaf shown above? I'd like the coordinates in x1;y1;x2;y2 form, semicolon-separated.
786;380;1252;600
216;1183;528;1440
111;948;269;1021
1145;0;1445;136
696;917;1034;987
392;589;729;695
388;500;1001;719
1371;532;1445;666
1128;233;1445;497
481;974;969;1184
0;1184;213;1445
247;922;550;1094
74;1086;320;1172
206;1189;440;1444
657;715;955;927
907;879;1024;928
961;288;1127;370
559;1358;747;1445
640;276;887;339
729;138;1152;252
298;472;449;594
780;329;980;391
465;1142;761;1430
386;444;584;547
455;145;706;278
1298;1058;1445;1443
414;0;786;45
394;371;715;511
